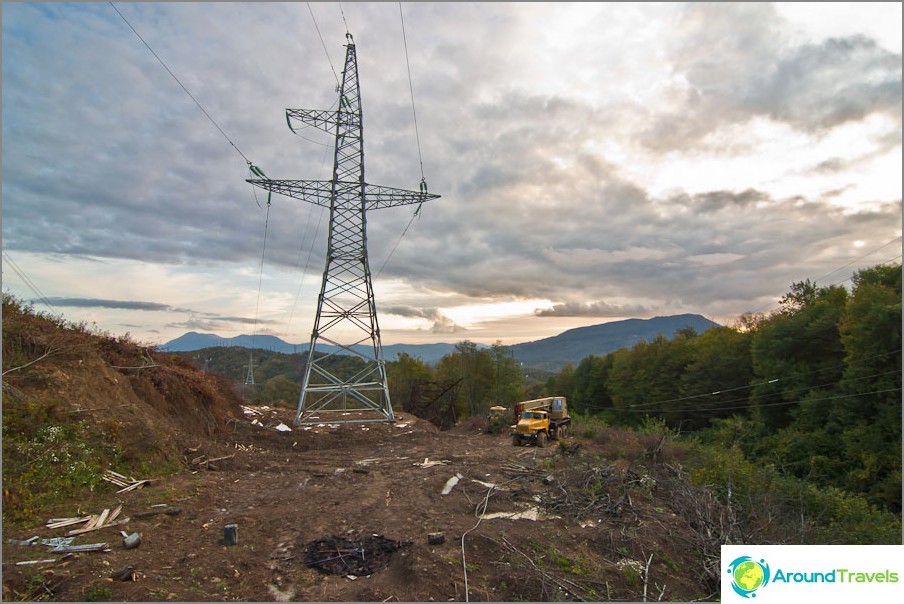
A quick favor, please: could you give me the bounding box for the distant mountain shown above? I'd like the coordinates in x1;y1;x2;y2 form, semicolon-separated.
159;332;458;365
161;314;720;371
510;314;720;371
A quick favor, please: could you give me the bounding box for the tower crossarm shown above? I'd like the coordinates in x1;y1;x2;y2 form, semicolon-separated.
246;178;440;210
286;108;360;134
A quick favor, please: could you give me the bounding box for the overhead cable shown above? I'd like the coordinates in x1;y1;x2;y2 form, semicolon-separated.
108;2;252;166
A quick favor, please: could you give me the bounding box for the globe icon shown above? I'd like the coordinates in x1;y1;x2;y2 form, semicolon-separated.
733;560;765;592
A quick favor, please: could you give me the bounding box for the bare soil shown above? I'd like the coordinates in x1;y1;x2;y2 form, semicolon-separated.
2;405;710;602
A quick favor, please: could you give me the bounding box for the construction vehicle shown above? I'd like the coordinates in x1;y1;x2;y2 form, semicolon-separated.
511;396;572;447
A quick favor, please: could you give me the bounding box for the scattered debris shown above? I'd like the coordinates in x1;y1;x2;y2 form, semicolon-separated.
191;453;235;471
471;479;499;490
479;505;560;522
275;422;292;432
427;532;446;545
50;542;109;553
66;505;130;535
46;516;92;530
16;559;57;566
224;524;238;545
8;536;40;545
111;565;139;582
440;473;463;496
122;532;142;549
40;537;75;548
102;470;152;493
415;458;450;468
132;506;182;519
303;535;411;576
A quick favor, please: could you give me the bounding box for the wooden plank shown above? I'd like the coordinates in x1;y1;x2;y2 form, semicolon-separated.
67;517;129;536
206;453;236;463
102;472;131;486
82;514;101;531
116;480;148;494
50;542;109;553
107;505;123;524
46;517;91;529
95;508;111;528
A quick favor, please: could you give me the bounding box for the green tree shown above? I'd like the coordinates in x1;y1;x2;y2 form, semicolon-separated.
607;332;695;428
834;265;902;510
678;326;753;430
490;341;523;406
749;284;848;430
435;341;495;417
570;355;613;416
547;363;575;402
386;352;434;412
261;375;301;407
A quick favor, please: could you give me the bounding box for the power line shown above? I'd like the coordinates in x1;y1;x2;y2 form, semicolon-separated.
622;367;903;415
2;252;59;313
399;2;425;181
306;2;341;89
813;235;903;285
744;236;903;318
374;3;432;279
607;348;902;413
108;2;251;166
607;386;902;415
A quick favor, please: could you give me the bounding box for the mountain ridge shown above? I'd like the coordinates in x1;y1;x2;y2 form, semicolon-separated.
160;314;720;370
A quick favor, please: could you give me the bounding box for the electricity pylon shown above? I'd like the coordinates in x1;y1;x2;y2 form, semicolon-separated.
248;33;439;424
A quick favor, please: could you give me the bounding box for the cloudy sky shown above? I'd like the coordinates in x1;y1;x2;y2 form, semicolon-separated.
2;2;901;348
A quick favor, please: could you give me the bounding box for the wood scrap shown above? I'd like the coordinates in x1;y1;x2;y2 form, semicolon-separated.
103;469;151;492
50;542;109;553
132;506;182;519
191;453;235;471
46;516;91;529
67;510;130;536
117;479;151;494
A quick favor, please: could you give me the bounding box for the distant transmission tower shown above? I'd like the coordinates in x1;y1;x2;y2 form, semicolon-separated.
248;33;439;424
244;352;255;386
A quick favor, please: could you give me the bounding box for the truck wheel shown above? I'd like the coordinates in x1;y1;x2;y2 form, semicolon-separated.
511;434;521;446
560;425;567;439
537;432;548;448
551;427;560;441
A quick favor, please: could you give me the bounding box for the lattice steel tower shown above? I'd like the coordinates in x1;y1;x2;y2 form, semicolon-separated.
248;33;439;424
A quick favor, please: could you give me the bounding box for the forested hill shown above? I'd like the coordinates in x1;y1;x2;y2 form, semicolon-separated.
511;314;720;370
162;314;719;370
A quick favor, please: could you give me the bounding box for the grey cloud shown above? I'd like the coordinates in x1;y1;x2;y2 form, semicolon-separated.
534;300;649;318
382;305;465;334
643;5;902;151
749;35;901;131
41;297;174;311
39;298;272;328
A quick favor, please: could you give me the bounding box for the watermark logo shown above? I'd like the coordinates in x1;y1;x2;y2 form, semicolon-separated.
727;556;771;598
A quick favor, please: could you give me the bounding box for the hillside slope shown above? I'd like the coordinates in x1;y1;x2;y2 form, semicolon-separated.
512;314;720;370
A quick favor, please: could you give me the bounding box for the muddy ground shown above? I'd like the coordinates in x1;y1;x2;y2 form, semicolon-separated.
2;406;711;602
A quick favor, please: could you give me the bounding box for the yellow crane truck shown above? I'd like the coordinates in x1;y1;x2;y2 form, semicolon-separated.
510;396;572;447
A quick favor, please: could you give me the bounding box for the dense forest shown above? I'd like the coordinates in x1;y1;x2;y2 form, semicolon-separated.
186;264;901;542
